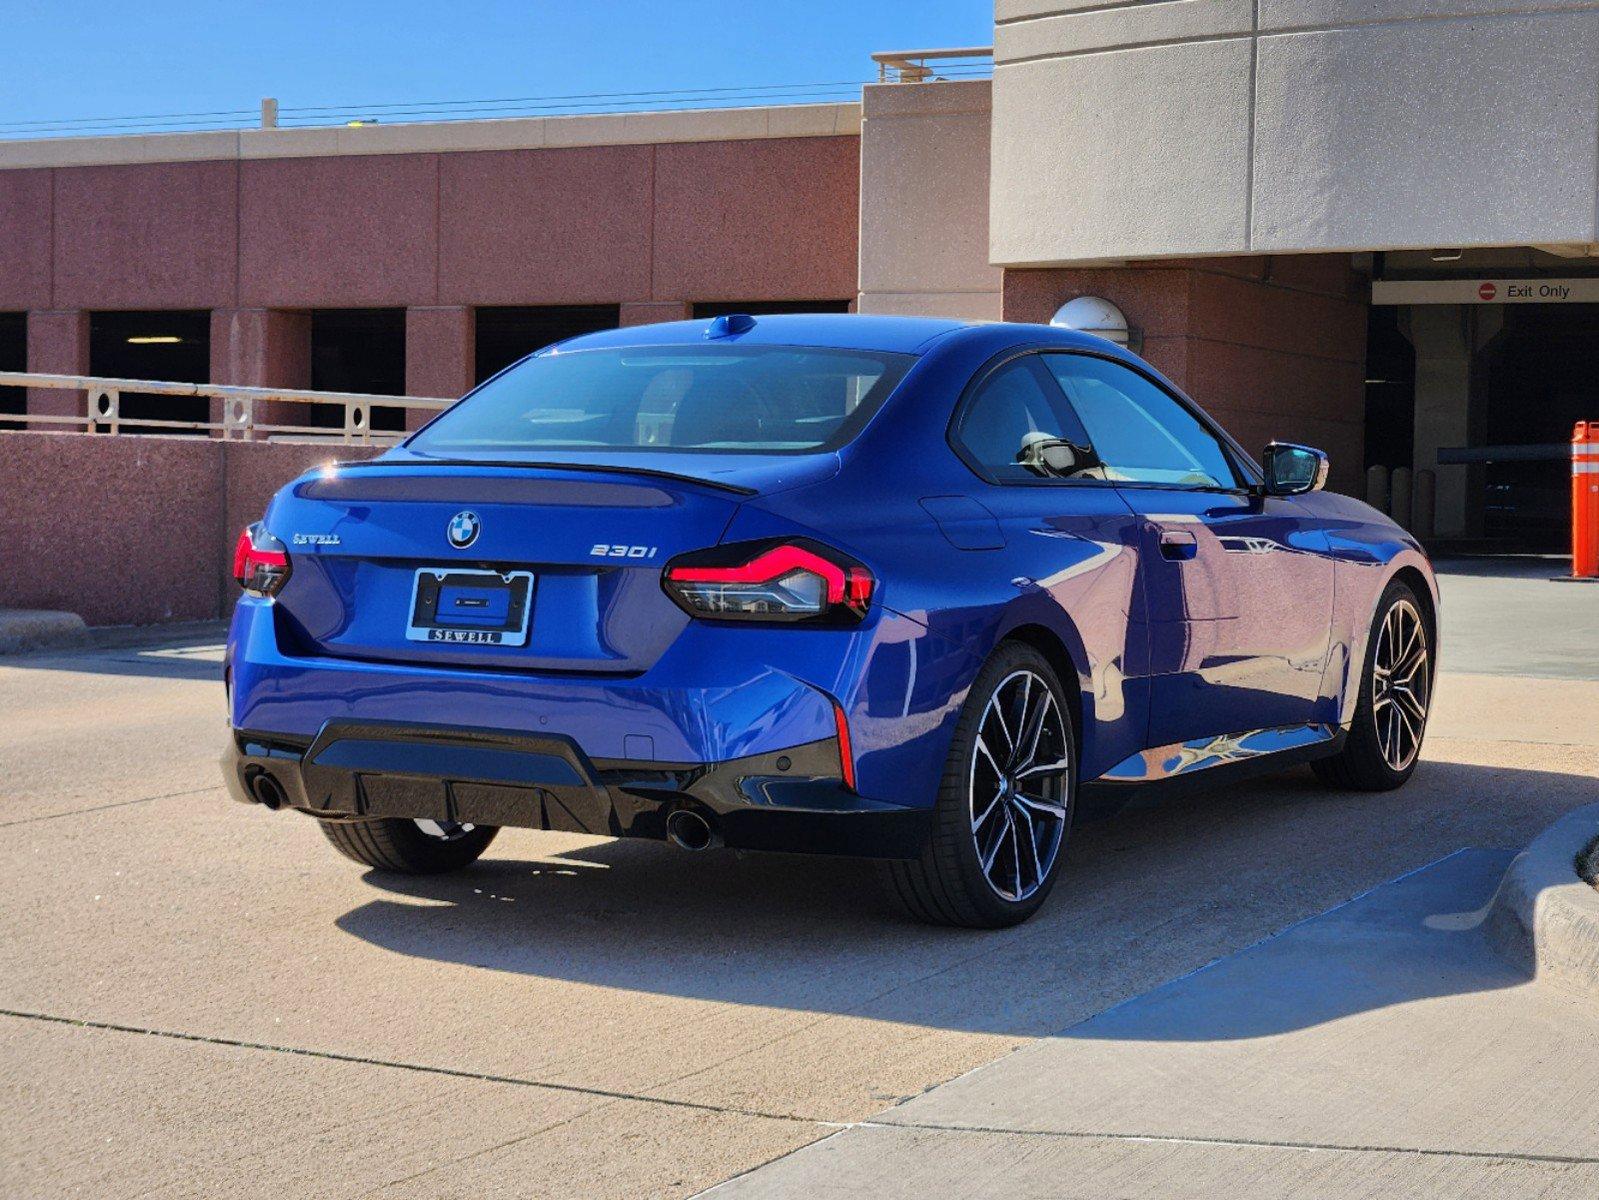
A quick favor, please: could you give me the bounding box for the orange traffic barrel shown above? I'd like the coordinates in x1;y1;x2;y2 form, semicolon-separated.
1576;421;1599;578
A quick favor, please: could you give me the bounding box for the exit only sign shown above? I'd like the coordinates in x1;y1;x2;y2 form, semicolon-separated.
1372;278;1599;304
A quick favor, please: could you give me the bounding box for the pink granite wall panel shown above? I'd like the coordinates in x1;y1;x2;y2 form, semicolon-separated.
0;169;52;310
0;432;223;624
437;145;652;306
52;161;238;310
652;136;859;302
0;432;384;625
209;308;313;428
620;300;690;326
25;310;89;417
239;154;439;308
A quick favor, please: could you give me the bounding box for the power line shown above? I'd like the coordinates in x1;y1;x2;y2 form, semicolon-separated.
0;68;993;140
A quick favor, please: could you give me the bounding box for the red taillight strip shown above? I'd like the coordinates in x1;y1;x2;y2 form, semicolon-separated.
832;699;856;790
669;545;852;604
233;530;286;582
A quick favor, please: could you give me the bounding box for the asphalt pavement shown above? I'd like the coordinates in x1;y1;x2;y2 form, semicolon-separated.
1;559;1595;1198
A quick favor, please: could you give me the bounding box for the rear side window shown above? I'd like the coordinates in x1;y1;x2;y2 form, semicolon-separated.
952;357;1102;484
1041;355;1240;489
407;344;913;457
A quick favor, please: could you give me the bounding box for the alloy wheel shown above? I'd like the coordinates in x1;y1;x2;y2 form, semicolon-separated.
1371;598;1430;772
414;818;476;842
970;669;1071;902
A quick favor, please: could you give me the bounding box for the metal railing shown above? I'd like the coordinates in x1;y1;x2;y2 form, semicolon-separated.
0;373;455;444
870;47;994;84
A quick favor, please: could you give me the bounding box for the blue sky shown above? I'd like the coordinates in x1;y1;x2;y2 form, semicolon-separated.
1;1;990;135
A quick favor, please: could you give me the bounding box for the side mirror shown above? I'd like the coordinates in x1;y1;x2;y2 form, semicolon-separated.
1262;442;1329;495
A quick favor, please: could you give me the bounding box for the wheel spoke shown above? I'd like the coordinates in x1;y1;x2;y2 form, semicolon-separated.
1394;685;1427;725
1007;676;1033;769
980;808;1011;874
986;695;1017;762
1015;791;1067;820
1395;645;1427;686
1008;816;1022;897
972;788;1005;831
1015;804;1041;892
1017;693;1053;774
975;735;1005;784
1017;757;1070;780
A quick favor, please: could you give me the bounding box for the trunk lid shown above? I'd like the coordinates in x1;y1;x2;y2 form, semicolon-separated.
264;458;798;673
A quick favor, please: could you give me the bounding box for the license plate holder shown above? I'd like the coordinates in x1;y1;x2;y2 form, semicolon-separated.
406;569;534;646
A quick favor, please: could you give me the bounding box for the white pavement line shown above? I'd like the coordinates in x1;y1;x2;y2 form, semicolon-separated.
846;1119;1599;1168
0;785;218;828
0;1007;825;1126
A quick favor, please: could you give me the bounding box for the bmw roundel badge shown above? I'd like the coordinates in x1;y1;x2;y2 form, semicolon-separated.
447;510;481;549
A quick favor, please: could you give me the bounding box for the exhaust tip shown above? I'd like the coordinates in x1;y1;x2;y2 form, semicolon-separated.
665;808;718;852
249;771;287;810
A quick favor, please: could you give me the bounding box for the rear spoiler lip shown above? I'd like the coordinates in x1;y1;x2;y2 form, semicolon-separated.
334;457;760;497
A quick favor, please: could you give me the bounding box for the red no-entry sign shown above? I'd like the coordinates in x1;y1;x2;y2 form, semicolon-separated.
1478;282;1497;301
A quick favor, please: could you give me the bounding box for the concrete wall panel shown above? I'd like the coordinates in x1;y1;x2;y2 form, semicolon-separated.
239;154;439;308
53;161;238;310
437;146;652;305
1251;10;1599;252
990;41;1253;266
858;81;1000;319
997;0;1253;60
652;136;859;302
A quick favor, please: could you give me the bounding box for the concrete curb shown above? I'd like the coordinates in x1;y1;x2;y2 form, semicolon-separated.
1488;801;1599;1000
0;609;90;656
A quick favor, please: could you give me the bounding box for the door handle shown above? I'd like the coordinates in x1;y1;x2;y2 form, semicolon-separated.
1158;529;1198;560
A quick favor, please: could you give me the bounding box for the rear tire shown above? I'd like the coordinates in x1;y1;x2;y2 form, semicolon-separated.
1312;579;1433;792
319;817;498;873
883;642;1076;929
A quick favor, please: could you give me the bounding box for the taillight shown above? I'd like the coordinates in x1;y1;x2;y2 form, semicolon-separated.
662;539;874;625
233;523;290;598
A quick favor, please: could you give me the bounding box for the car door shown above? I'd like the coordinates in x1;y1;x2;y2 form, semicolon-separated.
1039;353;1334;749
945;354;1150;780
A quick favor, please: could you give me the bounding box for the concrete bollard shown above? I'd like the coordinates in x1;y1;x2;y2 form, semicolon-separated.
1366;464;1390;514
1391;466;1413;531
1413;470;1435;541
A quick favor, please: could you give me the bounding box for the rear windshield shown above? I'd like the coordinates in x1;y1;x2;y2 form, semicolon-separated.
407;344;915;456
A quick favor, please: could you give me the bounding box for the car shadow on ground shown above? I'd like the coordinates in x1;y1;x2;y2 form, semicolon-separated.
331;759;1586;1040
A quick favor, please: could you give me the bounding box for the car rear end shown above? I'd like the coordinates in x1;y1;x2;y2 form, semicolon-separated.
222;324;940;857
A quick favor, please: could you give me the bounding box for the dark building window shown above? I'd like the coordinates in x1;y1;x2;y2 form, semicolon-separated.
89;311;211;433
474;305;620;384
691;300;852;318
0;312;23;429
311;309;406;432
1363;306;1415;471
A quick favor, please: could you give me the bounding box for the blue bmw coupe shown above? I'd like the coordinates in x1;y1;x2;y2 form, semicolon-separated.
224;314;1437;927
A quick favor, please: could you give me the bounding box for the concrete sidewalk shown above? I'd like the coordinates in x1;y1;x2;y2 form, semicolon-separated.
707;850;1599;1198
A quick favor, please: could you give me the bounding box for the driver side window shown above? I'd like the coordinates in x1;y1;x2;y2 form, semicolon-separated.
954;357;1101;484
1041;354;1239;489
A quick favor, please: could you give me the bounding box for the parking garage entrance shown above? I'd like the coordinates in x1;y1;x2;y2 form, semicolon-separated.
1371;275;1599;553
1478;304;1599;549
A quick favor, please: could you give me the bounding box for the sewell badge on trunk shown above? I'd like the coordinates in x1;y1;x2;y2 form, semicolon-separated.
406;568;535;646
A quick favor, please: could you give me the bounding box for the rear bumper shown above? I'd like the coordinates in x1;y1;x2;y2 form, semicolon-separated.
224;720;931;859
